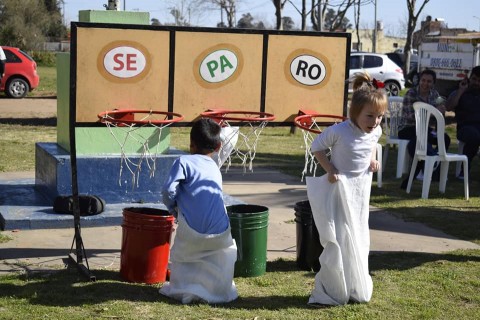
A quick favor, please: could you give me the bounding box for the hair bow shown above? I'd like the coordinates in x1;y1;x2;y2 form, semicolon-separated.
372;79;385;89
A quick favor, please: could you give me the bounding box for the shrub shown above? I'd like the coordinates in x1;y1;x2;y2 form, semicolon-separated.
28;51;56;67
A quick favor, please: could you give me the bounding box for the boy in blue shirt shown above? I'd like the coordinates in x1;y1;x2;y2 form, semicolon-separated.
160;118;238;304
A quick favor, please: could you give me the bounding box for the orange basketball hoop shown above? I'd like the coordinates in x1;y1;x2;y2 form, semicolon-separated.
98;109;184;126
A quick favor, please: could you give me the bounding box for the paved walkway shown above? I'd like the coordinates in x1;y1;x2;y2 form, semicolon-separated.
0;168;478;276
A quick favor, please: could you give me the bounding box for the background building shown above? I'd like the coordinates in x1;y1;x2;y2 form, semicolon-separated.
348;22;406;53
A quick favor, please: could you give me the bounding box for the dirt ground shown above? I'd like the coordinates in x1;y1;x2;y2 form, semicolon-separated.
0;96;56;119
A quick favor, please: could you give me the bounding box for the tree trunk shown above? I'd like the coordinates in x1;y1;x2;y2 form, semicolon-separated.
355;0;361;50
301;0;307;31
404;0;431;75
273;0;283;30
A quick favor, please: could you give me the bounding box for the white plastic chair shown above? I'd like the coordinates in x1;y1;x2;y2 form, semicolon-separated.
383;96;410;178
406;102;469;199
455;140;465;177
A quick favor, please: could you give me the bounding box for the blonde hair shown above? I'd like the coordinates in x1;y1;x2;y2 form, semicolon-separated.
349;72;388;123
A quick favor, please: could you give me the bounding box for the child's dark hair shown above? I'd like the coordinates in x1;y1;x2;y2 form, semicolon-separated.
190;118;222;153
350;72;387;123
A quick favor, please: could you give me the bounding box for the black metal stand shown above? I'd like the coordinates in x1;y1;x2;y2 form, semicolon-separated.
64;214;96;281
66;31;95;282
64;154;96;281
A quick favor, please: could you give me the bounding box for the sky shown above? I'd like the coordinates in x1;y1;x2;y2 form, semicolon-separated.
62;0;480;34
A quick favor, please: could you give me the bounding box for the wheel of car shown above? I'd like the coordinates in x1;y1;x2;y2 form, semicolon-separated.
384;81;400;96
6;77;30;98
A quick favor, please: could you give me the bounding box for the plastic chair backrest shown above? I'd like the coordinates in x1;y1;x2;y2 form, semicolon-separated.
413;101;447;157
385;96;404;138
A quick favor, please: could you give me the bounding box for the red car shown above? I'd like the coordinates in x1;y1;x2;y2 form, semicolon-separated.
1;46;40;98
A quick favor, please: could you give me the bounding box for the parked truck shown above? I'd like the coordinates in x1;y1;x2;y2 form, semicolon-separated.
417;33;480;96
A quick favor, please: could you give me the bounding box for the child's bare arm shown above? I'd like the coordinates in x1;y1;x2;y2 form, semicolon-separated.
369;145;380;173
313;150;339;183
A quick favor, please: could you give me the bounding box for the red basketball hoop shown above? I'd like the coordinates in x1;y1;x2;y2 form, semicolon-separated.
201;109;275;125
97;109;184;187
294;113;347;180
294;113;346;134
98;109;184;126
201;109;276;172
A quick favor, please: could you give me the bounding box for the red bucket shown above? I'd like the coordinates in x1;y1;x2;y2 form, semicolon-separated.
120;207;174;284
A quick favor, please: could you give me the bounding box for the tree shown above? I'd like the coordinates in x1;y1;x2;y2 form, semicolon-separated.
154;0;210;27
44;0;67;40
0;0;51;50
289;0;308;31
271;0;289;30
286;0;355;31
170;8;190;26
236;13;266;29
282;16;295;30
404;0;430;74
353;0;361;50
310;0;324;31
202;0;238;28
151;18;162;26
323;8;352;30
309;0;364;32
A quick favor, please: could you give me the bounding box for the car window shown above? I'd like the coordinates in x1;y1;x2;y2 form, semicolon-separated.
350;55;361;69
363;55;383;68
3;49;22;63
19;49;34;61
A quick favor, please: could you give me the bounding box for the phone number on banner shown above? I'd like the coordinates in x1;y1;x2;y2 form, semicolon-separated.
428;58;462;68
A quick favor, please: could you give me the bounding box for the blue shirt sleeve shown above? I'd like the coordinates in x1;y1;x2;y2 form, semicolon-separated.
162;158;184;212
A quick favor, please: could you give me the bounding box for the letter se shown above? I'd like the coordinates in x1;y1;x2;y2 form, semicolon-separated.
104;46;147;79
113;53;137;71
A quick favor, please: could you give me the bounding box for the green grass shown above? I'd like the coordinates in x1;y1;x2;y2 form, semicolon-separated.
0;232;12;243
0;251;478;319
0;124;56;172
33;66;57;97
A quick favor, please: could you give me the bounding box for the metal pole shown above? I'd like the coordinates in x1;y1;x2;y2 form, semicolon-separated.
373;0;377;52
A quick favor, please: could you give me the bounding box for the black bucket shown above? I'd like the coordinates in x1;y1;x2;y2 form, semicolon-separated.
294;200;323;272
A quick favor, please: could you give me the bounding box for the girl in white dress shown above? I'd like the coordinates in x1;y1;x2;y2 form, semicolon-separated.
306;72;387;306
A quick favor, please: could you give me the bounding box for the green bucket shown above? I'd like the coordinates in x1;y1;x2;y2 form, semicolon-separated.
227;204;269;277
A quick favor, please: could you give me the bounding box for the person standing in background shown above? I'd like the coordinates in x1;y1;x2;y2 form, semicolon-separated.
0;46;6;84
446;66;480;179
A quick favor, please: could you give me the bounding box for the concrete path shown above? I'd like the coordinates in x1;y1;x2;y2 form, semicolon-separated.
0;168;478;276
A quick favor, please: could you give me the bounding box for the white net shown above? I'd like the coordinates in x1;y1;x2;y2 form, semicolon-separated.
212;126;240;168
204;111;274;172
216;120;269;172
99;110;181;188
300;126;321;181
296;115;345;181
